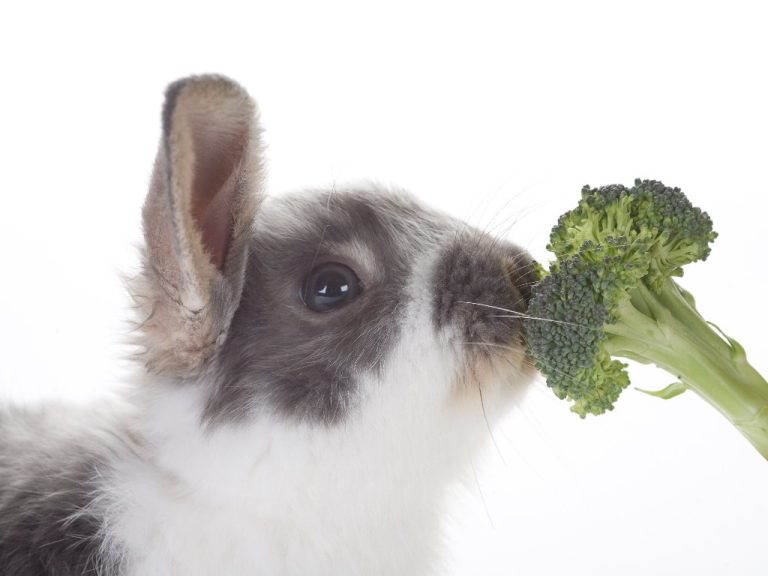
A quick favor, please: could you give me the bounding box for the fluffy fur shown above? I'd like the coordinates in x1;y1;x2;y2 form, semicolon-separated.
0;75;535;575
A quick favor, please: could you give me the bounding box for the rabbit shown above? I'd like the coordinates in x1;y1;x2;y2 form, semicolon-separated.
0;75;536;576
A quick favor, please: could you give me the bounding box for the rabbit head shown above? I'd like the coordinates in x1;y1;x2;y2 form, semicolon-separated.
132;75;536;446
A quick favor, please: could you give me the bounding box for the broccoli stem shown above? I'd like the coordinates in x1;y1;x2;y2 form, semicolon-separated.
603;278;768;459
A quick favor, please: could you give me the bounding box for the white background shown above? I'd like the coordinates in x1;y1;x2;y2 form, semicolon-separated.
1;1;767;575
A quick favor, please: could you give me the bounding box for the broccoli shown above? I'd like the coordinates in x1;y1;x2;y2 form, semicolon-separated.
525;179;768;459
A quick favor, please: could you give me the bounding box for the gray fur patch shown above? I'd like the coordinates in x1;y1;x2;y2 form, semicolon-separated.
0;409;120;575
206;187;446;424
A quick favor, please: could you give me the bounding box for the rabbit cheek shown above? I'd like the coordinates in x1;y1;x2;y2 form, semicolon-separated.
204;192;421;426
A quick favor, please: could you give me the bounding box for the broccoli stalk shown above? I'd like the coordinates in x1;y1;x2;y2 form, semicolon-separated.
608;277;768;457
525;179;768;459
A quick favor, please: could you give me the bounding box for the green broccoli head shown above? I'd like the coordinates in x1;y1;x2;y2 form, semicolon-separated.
526;180;718;417
548;179;717;291
526;239;640;416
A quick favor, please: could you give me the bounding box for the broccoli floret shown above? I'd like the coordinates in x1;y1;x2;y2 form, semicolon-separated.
548;180;716;289
525;179;768;458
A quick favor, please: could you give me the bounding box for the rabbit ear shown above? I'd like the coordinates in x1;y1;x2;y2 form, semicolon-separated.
134;75;264;376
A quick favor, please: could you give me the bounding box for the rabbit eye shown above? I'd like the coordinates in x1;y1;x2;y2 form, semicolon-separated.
302;263;363;312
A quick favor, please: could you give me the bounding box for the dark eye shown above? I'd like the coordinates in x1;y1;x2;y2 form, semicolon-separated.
302;262;363;312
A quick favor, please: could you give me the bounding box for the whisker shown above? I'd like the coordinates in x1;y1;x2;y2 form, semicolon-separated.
455;301;584;327
471;462;496;530
484;196;538;241
465;341;519;352
309;223;331;272
477;381;507;468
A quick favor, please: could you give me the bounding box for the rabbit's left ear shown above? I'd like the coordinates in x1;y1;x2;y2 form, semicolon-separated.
135;75;264;376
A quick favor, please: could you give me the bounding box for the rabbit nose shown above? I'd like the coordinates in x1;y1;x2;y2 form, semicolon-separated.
502;253;536;309
431;234;535;343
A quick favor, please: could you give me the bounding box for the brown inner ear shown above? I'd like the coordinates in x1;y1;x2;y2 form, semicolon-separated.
189;115;248;272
